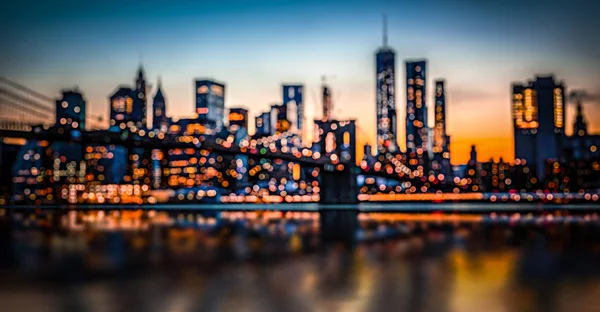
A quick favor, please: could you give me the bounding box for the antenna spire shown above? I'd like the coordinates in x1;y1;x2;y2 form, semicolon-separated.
383;13;388;47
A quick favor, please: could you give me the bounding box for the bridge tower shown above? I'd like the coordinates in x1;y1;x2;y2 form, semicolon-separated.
314;119;359;245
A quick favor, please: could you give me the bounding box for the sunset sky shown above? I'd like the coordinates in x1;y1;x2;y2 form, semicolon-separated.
2;0;599;164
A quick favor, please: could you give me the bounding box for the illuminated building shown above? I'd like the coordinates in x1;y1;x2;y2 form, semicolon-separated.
432;81;448;155
228;107;248;130
313;119;356;164
84;144;127;185
11;141;47;203
512;75;565;179
109;67;148;132
283;85;303;135
195;79;225;131
109;87;135;130
152;78;168;133
432;80;451;176
462;145;481;192
375;15;397;153
56;89;86;130
254;111;272;137
406;60;427;153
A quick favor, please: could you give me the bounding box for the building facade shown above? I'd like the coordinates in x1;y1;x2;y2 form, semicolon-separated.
512;75;565;179
109;67;148;131
432;80;451;176
195;79;225;132
56;90;86;130
375;42;397;153
228;108;248;130
406;60;427;153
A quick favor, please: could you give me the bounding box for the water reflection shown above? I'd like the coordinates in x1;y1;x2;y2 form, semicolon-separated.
1;208;600;311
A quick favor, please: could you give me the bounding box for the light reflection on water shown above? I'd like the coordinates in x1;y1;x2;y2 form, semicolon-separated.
1;208;600;312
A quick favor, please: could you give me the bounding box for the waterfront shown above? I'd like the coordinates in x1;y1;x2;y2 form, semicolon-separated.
2;206;600;311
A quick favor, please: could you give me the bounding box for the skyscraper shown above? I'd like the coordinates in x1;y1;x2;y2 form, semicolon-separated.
432;80;451;175
134;65;148;129
433;81;447;154
195;79;225;132
282;85;303;134
56;89;86;130
152;78;168;133
512;75;565;179
109;67;148;131
375;15;397;153
406;60;427;153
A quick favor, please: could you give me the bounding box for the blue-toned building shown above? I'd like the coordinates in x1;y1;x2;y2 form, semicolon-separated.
195;79;225;132
109;67;148;132
512;75;565;179
432;80;451;177
56;90;86;130
254;112;272;137
406;60;427;153
375;17;397;153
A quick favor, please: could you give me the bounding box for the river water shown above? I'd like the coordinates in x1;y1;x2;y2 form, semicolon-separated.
1;207;600;312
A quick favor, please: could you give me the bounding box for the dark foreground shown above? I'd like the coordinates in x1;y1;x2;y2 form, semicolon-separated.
2;208;600;312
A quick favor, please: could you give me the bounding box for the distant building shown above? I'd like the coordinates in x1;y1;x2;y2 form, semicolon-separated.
269;104;291;134
361;144;376;167
565;99;600;160
322;82;333;122
135;65;148;129
109;87;136;130
406;60;427;154
195;79;225;132
56;89;86;130
432;80;451;176
254;111;272;137
152;78;168;133
228;108;248;130
109;67;148;131
512;75;565;179
376;15;397;153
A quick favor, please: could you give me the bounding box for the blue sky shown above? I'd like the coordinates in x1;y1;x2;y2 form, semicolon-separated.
2;0;599;163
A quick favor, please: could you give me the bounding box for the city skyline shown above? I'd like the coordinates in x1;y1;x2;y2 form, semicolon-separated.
2;0;600;164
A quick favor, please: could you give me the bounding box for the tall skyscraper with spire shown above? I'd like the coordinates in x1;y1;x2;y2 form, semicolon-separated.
109;66;149;131
135;65;148;129
375;14;397;153
152;77;168;133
